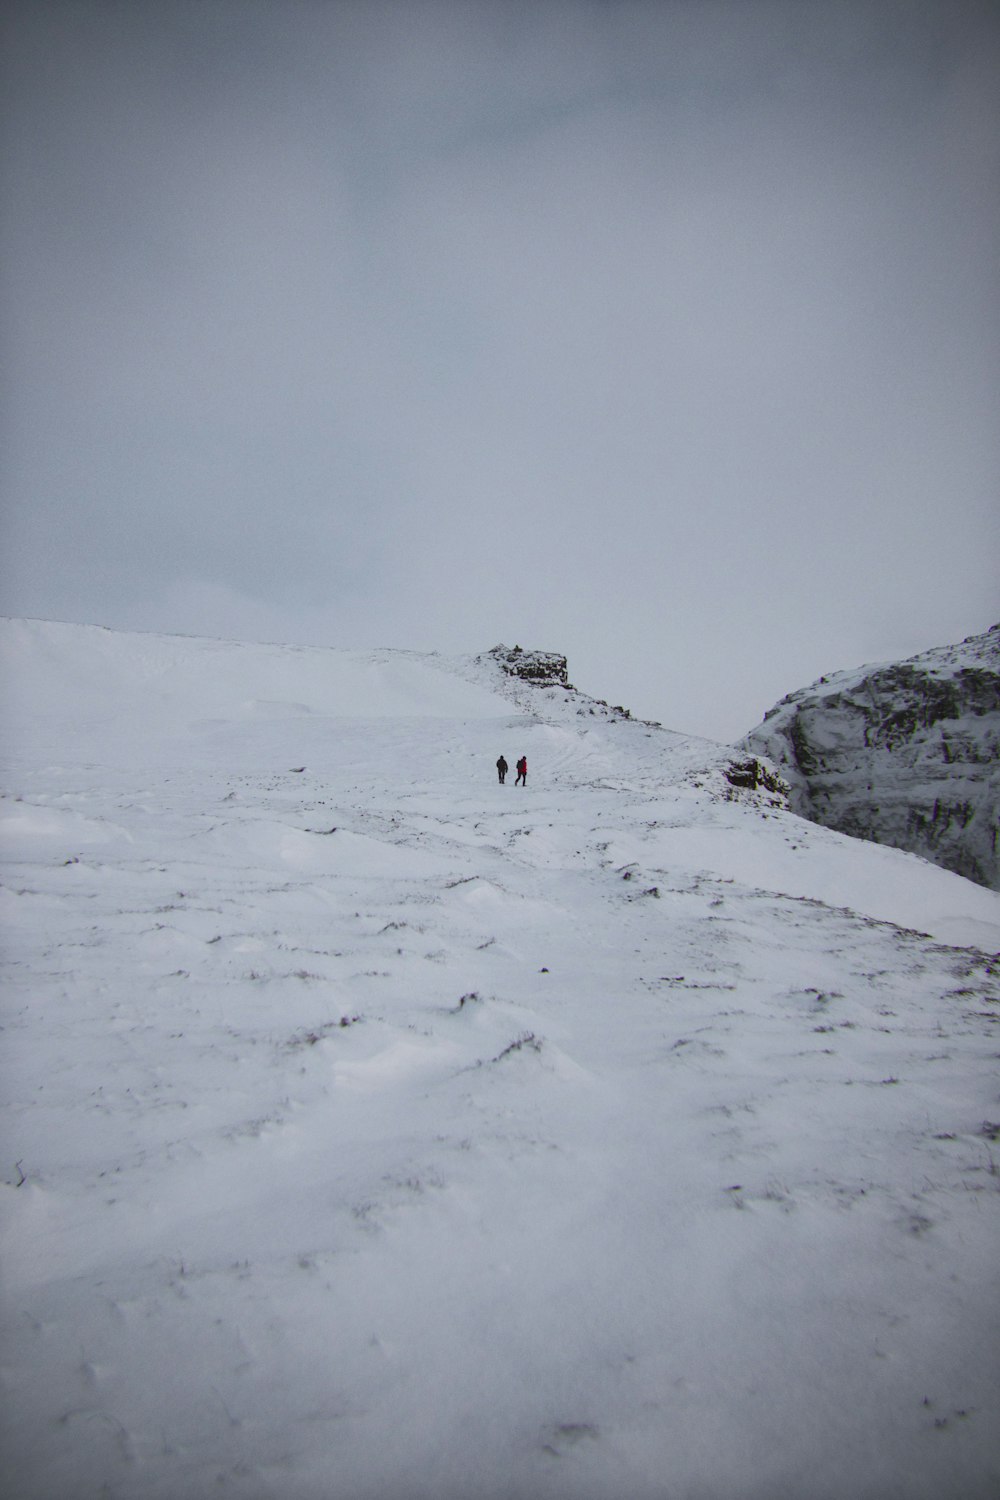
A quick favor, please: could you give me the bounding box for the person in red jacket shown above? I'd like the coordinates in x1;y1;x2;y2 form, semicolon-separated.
515;755;527;786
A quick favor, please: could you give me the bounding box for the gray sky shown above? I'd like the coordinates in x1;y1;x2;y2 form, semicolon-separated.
2;0;998;741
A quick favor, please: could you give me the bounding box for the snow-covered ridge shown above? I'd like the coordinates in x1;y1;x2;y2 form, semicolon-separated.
0;615;730;785
0;616;512;735
2;618;999;1499
744;623;1000;891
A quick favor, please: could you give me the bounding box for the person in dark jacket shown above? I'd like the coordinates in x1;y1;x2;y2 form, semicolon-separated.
515;755;527;786
496;755;508;784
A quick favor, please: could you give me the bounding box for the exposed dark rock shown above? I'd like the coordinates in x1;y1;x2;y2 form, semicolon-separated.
724;757;790;798
745;624;1000;890
486;644;573;688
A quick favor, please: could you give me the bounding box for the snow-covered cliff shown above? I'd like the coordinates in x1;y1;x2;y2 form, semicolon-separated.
744;624;1000;890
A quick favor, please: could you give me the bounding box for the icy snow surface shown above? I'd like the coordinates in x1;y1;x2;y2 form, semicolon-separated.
1;619;999;1500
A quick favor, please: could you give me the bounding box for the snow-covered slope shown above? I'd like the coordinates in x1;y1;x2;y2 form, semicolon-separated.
2;619;999;1500
744;624;1000;891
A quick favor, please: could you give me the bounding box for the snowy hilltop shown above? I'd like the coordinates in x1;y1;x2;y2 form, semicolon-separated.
1;618;999;1500
744;624;1000;891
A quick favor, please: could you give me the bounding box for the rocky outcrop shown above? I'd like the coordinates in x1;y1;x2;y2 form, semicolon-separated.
724;757;790;800
744;625;1000;890
486;644;572;688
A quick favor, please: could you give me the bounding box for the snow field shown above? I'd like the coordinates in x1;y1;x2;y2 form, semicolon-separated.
1;620;999;1499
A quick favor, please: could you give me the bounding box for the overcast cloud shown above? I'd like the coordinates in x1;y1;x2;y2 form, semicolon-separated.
2;0;998;739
